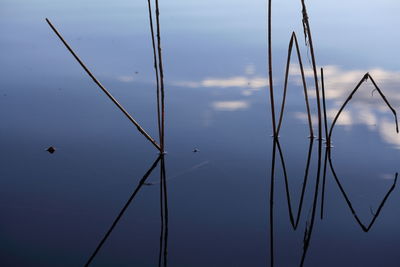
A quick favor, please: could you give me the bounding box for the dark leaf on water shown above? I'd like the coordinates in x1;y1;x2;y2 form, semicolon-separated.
46;146;56;154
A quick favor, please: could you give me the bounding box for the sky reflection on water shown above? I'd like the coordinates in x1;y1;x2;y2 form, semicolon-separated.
1;0;400;266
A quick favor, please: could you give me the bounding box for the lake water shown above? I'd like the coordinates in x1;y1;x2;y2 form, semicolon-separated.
1;0;400;266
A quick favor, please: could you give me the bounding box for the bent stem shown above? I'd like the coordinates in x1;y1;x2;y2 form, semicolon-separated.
328;154;398;232
277;138;314;229
328;73;399;144
276;32;313;138
326;71;399;231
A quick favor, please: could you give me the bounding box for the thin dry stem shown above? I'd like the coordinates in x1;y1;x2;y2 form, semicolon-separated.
320;68;329;220
146;0;162;144
84;156;161;266
158;156;168;267
299;2;323;266
328;73;399;143
276;138;314;229
267;1;278;265
46;18;161;151
267;0;277;137
154;0;166;152
328;155;397;232
276;32;314;137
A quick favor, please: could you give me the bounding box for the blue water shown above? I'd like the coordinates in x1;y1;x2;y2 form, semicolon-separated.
1;0;400;266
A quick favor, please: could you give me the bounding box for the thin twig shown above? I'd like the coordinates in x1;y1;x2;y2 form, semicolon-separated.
368;75;399;133
267;0;277;137
276;32;313;138
365;173;398;231
326;71;399;231
300;0;322;141
269;139;277;267
84;156;161;266
299;1;323;266
45;18;161;151
154;0;166;152
158;156;169;266
327;73;368;143
320;68;329;220
158;156;164;267
161;157;169;266
328;154;397;232
276;138;314;229
320;144;329;221
328;73;399;142
321;68;329;140
267;3;277;265
146;0;162;144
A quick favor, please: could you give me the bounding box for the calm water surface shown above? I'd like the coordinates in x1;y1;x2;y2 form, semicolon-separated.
1;0;400;266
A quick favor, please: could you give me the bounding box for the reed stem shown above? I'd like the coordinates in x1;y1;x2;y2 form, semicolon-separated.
328;73;399;142
276;32;313;137
328;155;397;232
154;0;166;152
267;2;278;265
299;2;323;265
277;138;314;229
267;0;277;137
320;68;329;219
84;156;161;266
146;0;162;145
46;18;161;151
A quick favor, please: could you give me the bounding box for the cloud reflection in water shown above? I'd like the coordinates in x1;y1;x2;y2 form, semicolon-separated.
212;100;249;111
291;65;400;148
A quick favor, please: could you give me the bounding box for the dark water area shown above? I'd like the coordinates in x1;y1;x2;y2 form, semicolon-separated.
1;0;400;266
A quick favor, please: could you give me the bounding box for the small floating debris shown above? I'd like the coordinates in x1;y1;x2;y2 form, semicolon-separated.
193;148;200;153
46;146;56;154
143;182;154;186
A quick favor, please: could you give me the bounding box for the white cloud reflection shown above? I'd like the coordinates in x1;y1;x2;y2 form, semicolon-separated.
117;75;135;82
212;101;249;111
173;63;268;97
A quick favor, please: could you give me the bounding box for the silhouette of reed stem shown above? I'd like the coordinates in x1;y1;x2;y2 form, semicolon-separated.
159;157;169;266
328;156;398;232
300;1;322;139
276;32;313;137
146;0;162;145
325;72;399;229
269;139;277;267
320;68;329;219
267;0;277;137
267;2;278;266
158;158;165;267
328;73;399;143
320;68;329;139
84;156;161;266
154;0;166;153
369;75;399;133
277;138;314;229
45;18;161;151
299;2;323;265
